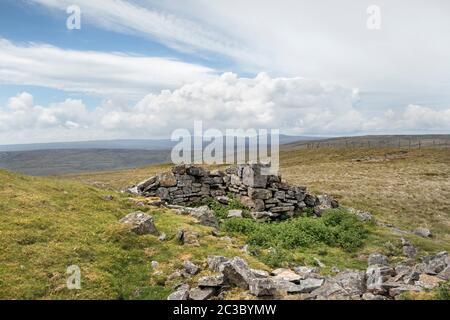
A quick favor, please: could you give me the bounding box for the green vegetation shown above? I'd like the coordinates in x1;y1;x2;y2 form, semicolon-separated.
206;196;250;219
223;209;368;252
0;169;264;299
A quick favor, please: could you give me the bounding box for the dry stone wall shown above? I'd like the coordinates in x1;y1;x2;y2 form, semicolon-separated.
127;163;338;219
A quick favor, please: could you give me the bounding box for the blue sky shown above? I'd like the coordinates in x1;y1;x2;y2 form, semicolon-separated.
0;0;449;144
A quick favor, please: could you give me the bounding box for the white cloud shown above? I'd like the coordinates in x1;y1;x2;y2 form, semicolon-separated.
0;38;215;98
1;74;449;144
30;0;255;65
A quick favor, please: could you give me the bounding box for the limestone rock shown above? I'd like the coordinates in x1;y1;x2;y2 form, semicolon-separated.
167;284;190;300
368;253;389;266
183;260;200;275
189;287;215;300
198;274;225;287
413;227;432;238
227;209;243;218
119;211;159;235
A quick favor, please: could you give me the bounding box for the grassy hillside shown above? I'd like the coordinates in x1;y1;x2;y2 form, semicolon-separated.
1;146;449;299
0;169;265;299
62;146;450;254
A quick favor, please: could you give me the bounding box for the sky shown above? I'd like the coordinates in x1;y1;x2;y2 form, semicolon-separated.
0;0;449;144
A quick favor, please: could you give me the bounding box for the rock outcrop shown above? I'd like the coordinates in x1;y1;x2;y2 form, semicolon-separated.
166;251;449;300
127;163;338;219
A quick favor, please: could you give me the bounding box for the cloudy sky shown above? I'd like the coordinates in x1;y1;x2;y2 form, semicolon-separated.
0;0;449;144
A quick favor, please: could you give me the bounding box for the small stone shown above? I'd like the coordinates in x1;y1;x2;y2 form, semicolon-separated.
413;227;432;238
207;255;229;272
189;287;215;300
151;261;159;269
102;195;113;201
249;278;278;296
227;209;243;218
415;274;444;289
313;257;326;268
158;232;167;241
293;266;319;279
167;284;190;300
216;196;230;205
368;253;389;266
198;274;225;287
183;260;200;275
271;268;301;283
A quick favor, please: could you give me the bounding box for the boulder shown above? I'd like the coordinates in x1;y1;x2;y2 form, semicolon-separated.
119;211;159;235
311;270;366;299
220;257;255;289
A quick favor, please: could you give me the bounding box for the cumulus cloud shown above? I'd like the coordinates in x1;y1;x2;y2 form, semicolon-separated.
1;73;449;144
0;38;215;98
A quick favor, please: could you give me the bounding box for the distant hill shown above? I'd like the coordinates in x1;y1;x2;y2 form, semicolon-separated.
282;134;450;150
0;135;320;152
0;135;320;175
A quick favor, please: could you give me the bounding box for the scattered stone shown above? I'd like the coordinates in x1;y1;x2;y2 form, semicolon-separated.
368;253;389;266
331;266;340;274
415;274;444;289
271;268;301;283
119;211;159;235
293;266;319;279
207;255;230;272
167;271;182;281
250;269;270;278
183;260;200;275
401;238;417;258
189;287;215;300
220;257;254;289
249;278;278;296
313;257;326;268
413;227;432;238
216;196;230;205
366;266;395;294
102;195;113;201
151;261;159;269
198;274;225;287
311;270;365;299
298;278;325;293
227;209;243;218
158;232;167;241
175;229;185;244
348;208;373;222
167;284;190;300
362;292;387;300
